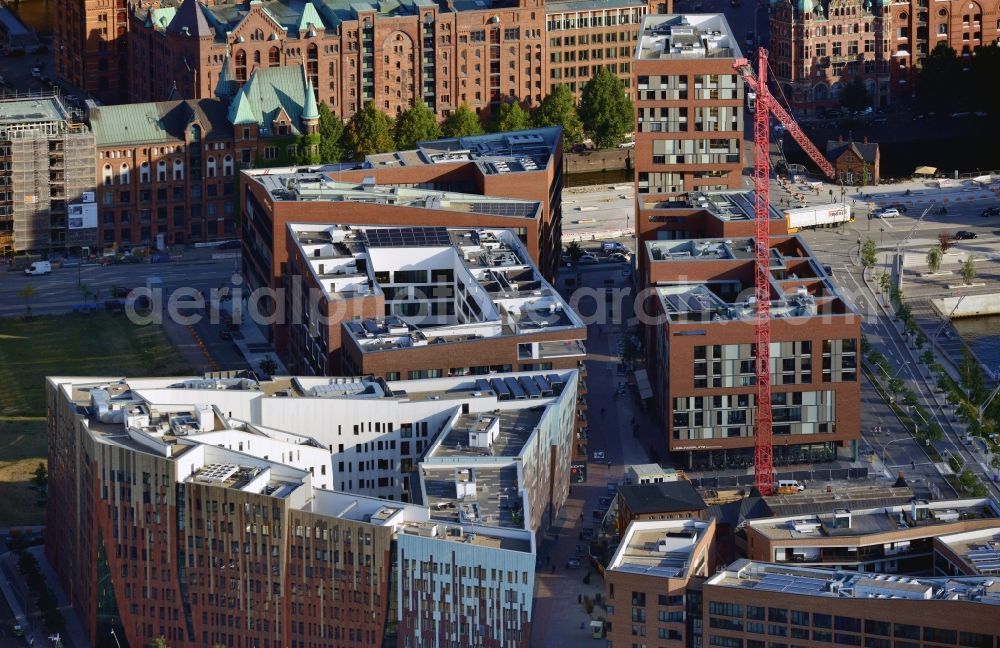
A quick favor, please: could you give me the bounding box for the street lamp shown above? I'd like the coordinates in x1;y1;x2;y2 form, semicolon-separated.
880;436;912;465
110;629;122;648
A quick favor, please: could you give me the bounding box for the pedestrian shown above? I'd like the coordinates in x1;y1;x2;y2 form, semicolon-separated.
607;460;612;469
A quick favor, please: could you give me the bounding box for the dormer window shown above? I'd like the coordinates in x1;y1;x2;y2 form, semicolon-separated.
277;124;289;136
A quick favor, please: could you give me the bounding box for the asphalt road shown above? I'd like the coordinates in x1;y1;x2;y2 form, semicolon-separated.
0;258;239;319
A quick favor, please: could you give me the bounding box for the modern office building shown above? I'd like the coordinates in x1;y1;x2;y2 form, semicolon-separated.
59;0;660;115
604;518;716;648
745;497;1000;573
241;127;565;305
702;560;1000;648
632;14;745;211
0;95;96;255
640;234;861;468
47;369;578;648
769;0;891;114
88;65;320;249
283;221;587;378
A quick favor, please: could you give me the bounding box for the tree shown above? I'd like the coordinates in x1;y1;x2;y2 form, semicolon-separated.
345;102;395;160
17;284;35;319
490;99;532;133
961;255;977;285
937;232;953;252
150;638;170;648
840;77;870;112
925;421;944;442
533;85;584;148
959;348;985;401
888;376;905;394
878;272;891;295
259;356;278;377
442;102;484;138
916;43;962;113
317;102;344;163
394;99;441;150
925;245;943;274
861;238;878;273
565;241;583;262
578;67;634;149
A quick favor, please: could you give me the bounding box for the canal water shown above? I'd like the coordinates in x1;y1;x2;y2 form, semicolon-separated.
951;314;1000;376
5;0;51;35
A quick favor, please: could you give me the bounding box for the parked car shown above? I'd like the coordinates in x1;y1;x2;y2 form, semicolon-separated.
878;207;900;218
607;252;630;263
592;451;605;460
570;143;588;154
954;230;978;240
31;67;42;78
889;203;908;213
981;206;1000;217
565;559;582;569
618;140;635;149
578;253;600;264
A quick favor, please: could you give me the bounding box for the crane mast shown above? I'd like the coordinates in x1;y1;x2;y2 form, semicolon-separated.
732;49;836;496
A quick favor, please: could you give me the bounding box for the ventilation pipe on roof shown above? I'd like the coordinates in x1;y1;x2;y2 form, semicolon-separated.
90;388;126;424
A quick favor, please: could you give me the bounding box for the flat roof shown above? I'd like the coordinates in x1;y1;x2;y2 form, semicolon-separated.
748;498;1000;541
709;560;1000;605
284;223;584;350
422;465;523;530
637;14;741;61
432;409;544;459
649;234;856;322
255;176;541;219
609;519;712;578
936;527;1000;575
244;127;559;179
0;96;68;124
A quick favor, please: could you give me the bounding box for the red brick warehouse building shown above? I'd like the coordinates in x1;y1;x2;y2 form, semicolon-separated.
57;0;667;119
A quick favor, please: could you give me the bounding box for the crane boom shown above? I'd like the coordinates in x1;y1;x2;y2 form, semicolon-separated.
733;59;836;179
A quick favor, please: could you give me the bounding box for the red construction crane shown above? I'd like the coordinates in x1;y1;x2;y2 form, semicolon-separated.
732;48;836;496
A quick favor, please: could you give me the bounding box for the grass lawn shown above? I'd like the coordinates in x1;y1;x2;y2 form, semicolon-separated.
0;312;191;525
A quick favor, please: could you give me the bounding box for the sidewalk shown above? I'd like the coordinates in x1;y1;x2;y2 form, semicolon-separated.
27;545;89;648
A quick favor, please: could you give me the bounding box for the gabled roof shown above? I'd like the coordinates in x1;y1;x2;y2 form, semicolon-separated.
167;0;213;36
88;99;234;147
147;6;177;30
618;480;707;515
226;65;312;133
826;139;878;164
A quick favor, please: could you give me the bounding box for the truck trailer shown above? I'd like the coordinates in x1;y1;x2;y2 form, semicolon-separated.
784;203;852;231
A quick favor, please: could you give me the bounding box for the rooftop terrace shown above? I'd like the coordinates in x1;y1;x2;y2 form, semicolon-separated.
432;408;545;459
709;560;1000;604
937;528;1000;576
609;519;712;579
637;14;741;60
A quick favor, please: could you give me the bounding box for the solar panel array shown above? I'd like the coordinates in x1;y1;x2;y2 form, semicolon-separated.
754;572;830;596
967;547;1000;573
365;227;451;248
470;201;538;218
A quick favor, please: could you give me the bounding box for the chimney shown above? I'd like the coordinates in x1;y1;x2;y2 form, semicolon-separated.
863;136;869;144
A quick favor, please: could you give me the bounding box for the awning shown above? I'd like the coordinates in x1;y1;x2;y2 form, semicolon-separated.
634;369;654;400
914;166;937;176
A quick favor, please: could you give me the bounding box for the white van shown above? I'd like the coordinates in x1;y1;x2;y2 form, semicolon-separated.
777;479;805;492
24;261;51;275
